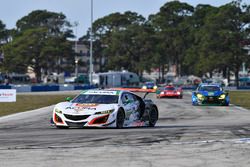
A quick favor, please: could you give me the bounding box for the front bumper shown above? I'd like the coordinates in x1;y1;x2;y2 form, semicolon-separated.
52;112;116;128
159;94;181;98
192;96;229;105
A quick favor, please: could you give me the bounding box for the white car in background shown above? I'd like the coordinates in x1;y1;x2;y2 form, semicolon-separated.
51;89;158;128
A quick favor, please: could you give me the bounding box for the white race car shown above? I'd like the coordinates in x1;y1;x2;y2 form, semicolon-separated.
51;89;158;128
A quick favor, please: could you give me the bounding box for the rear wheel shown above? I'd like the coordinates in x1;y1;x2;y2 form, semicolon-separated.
148;106;158;127
116;109;125;128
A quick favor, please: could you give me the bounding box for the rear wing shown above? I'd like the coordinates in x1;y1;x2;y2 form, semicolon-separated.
109;88;156;99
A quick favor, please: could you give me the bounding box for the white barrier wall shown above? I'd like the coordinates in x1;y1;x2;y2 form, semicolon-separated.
59;85;75;91
13;85;31;92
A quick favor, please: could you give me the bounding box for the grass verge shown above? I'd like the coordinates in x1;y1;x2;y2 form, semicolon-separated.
229;91;250;109
0;94;77;117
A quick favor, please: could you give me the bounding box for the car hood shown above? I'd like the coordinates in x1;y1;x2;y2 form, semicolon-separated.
198;91;223;96
55;102;117;115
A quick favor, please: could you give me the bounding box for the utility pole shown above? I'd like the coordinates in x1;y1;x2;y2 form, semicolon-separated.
74;21;79;79
89;0;94;85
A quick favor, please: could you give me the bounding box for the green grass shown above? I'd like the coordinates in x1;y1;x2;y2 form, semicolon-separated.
229;91;250;109
0;94;77;117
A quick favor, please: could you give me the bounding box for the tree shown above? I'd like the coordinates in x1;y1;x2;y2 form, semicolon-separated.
185;1;250;87
81;11;154;77
215;1;250;87
0;20;7;43
148;1;194;80
2;10;74;82
184;4;220;77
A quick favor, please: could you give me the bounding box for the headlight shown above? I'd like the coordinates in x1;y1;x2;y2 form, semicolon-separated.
153;86;158;89
55;108;62;114
219;94;226;99
95;109;114;115
142;86;147;89
160;91;164;94
197;94;204;100
177;92;181;95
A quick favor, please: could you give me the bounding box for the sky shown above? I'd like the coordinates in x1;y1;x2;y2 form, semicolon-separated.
0;0;248;38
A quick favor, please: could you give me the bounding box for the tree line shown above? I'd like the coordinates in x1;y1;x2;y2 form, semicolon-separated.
0;0;250;87
0;10;74;82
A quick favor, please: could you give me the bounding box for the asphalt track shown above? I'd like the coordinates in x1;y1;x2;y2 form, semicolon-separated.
1;91;250;167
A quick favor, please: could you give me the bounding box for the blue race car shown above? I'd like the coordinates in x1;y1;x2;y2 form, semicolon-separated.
192;84;229;106
142;82;157;90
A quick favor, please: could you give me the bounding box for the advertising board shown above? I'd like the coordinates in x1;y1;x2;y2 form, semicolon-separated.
0;89;16;102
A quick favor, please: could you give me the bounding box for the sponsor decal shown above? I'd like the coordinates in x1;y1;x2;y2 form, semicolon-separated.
66;103;97;112
84;90;118;95
75;103;98;107
132;121;145;127
208;92;214;96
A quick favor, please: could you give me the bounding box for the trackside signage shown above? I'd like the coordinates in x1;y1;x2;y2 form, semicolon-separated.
0;89;16;102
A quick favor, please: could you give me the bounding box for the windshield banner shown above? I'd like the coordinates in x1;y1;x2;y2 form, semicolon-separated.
0;89;16;102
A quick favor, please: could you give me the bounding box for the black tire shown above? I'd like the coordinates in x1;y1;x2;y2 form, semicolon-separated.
223;103;229;106
116;109;125;129
148;106;158;127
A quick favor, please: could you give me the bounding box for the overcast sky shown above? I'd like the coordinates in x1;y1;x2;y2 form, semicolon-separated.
0;0;248;38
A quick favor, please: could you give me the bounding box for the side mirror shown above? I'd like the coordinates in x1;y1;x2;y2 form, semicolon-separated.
156;89;161;95
65;97;73;102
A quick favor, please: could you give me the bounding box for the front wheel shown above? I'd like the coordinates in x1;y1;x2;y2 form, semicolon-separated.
223;102;229;106
116;109;125;128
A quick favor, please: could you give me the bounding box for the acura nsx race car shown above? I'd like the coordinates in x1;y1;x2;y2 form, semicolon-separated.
192;83;229;106
51;89;158;128
156;85;183;99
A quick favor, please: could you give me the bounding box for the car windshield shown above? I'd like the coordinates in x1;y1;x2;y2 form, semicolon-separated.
165;87;175;91
146;82;154;85
199;86;221;91
72;94;119;104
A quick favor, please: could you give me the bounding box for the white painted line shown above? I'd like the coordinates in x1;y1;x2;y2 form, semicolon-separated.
231;105;249;112
172;138;250;145
0;105;54;122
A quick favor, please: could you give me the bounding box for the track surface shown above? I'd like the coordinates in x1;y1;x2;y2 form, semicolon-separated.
1;91;250;167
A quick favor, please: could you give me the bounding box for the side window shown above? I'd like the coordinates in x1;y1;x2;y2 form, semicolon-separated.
131;93;139;103
121;93;129;104
197;86;202;91
121;93;134;105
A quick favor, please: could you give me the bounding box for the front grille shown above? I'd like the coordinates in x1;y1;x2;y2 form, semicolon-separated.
65;121;87;128
204;96;221;104
64;114;90;121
